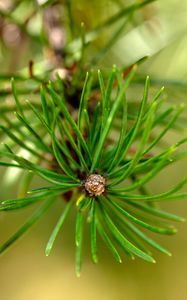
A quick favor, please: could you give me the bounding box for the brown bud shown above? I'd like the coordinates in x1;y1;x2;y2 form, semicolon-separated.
84;174;106;197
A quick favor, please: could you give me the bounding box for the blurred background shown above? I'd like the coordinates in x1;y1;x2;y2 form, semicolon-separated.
0;0;187;299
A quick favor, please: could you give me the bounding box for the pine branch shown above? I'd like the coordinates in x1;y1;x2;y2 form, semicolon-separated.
0;66;187;275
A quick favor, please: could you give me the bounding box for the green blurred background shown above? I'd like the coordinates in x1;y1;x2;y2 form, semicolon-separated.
0;1;187;299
